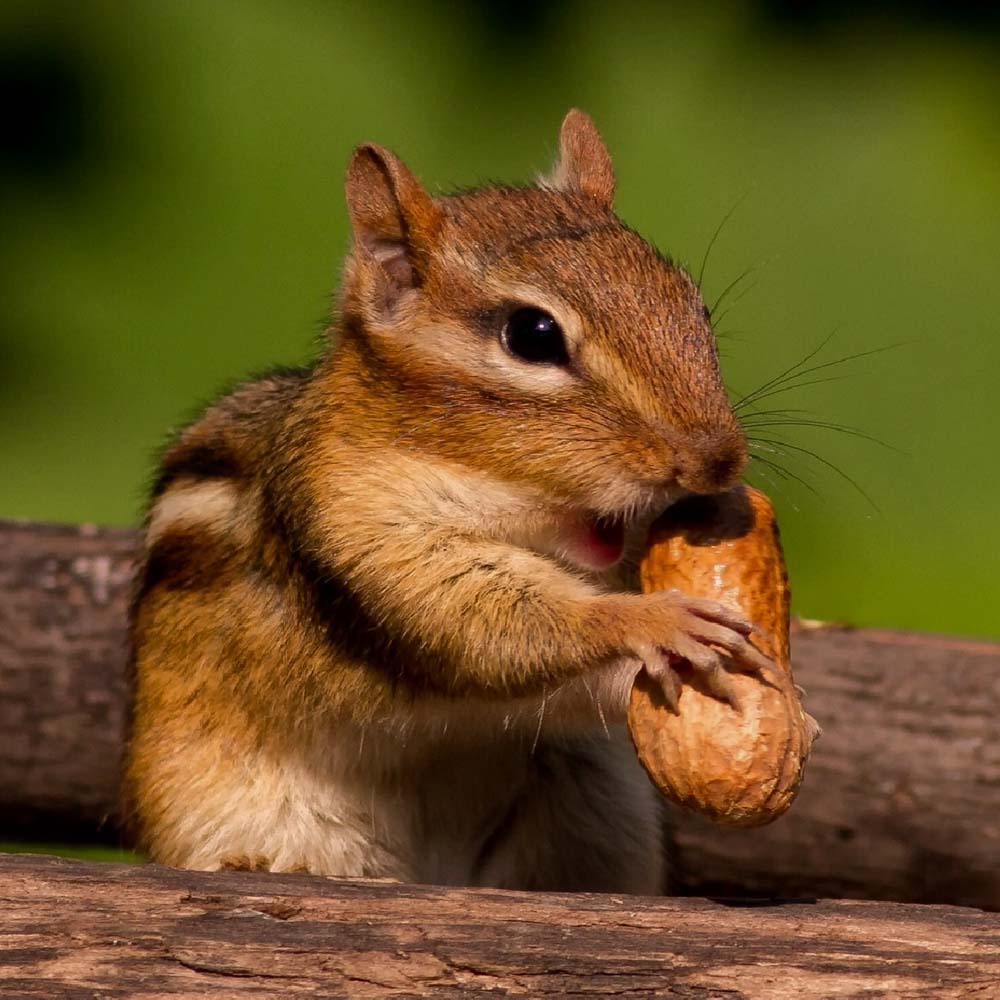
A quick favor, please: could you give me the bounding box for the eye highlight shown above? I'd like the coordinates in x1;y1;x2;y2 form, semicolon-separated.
501;307;569;366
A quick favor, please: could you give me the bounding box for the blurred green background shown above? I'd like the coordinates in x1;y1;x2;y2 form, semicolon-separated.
2;1;998;640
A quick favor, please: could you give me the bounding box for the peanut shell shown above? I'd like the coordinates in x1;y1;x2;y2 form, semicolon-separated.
628;485;819;827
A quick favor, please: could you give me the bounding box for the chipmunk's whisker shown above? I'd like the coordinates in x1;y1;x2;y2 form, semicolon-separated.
711;277;759;327
747;449;820;497
738;374;850;410
732;330;838;410
734;339;904;413
745;459;802;512
709;264;759;318
742;417;903;454
697;190;751;289
749;435;880;512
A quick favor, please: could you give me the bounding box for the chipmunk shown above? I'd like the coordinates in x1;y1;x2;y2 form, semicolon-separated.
123;110;771;894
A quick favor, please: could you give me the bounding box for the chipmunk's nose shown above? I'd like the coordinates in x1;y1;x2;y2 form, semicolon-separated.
674;429;748;495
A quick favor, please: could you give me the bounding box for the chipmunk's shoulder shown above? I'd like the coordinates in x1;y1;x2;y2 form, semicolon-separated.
150;364;314;501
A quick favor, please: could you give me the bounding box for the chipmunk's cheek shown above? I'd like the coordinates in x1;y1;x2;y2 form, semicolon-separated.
567;515;627;570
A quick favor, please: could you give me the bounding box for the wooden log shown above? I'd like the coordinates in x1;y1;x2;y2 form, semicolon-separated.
1;853;998;999
0;520;135;841
2;518;999;909
669;625;1000;910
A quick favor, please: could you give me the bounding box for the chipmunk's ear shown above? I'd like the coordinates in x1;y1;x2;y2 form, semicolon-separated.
544;109;615;207
344;144;443;316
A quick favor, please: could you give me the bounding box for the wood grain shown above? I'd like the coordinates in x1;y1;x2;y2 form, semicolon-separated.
0;519;136;840
2;518;999;909
1;853;998;999
669;622;1000;911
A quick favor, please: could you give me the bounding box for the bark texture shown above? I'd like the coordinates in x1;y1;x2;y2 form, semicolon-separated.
1;853;998;1000
669;624;1000;911
0;520;136;841
2;519;999;908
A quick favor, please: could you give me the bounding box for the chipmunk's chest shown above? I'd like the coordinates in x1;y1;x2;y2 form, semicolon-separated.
301;728;536;884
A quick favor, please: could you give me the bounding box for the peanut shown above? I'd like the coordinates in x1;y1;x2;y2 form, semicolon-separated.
628;486;819;827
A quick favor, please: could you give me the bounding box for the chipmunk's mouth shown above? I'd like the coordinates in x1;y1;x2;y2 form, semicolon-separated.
574;513;627;570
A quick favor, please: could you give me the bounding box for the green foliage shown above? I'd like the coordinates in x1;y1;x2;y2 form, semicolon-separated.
2;1;998;637
0;841;142;864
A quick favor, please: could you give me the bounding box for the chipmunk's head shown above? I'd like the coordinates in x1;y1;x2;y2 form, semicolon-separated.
337;110;746;570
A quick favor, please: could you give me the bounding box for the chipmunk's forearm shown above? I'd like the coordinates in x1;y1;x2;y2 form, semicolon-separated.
326;524;627;698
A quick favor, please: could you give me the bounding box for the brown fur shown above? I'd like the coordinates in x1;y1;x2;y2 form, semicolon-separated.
123;110;763;891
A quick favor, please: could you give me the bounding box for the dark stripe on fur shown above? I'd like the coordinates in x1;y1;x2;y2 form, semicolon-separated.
152;445;244;499
141;526;242;595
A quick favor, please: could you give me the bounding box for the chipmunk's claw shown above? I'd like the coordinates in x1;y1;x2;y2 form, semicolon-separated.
634;646;682;713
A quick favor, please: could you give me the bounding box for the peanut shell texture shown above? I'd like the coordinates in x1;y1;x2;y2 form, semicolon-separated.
628;485;820;827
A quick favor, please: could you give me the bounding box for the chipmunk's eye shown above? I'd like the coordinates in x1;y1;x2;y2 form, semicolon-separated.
502;308;569;365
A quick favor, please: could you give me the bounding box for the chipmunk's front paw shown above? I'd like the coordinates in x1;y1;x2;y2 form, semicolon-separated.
630;590;777;713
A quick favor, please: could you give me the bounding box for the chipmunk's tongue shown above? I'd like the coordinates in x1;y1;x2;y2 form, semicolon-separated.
581;514;626;569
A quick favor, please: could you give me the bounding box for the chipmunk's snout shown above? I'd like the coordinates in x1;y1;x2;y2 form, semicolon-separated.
673;430;748;495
